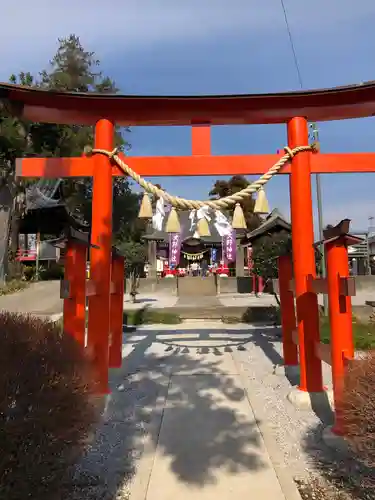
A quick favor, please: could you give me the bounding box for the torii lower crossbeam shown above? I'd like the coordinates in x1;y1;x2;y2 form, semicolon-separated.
15;125;375;178
15;152;375;178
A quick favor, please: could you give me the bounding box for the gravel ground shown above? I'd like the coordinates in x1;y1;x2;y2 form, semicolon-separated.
232;327;335;478
63;323;374;499
231;327;374;499
64;363;168;499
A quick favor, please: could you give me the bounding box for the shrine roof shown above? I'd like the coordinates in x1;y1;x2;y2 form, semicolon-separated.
19;182;88;235
1;81;375;126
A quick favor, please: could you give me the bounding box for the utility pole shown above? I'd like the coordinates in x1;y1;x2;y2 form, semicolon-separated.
368;216;375;236
309;122;328;315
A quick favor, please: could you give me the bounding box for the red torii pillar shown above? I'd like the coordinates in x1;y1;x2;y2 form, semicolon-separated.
325;232;358;434
63;239;87;347
87;119;114;394
288;117;324;394
278;254;298;367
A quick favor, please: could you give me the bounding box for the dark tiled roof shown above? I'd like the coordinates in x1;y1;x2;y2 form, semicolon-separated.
20;181;88;235
243;209;291;243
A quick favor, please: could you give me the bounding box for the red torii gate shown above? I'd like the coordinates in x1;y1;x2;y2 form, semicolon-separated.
3;81;375;399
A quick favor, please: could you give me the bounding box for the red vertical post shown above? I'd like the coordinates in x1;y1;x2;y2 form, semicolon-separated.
63;241;86;346
87;119;114;394
63;241;75;338
326;238;354;435
109;254;125;368
258;276;264;294
288;117;324;393
192;126;211;155
278;254;299;366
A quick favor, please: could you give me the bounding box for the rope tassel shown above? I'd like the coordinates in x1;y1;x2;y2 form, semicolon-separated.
232;203;247;229
138;192;153;218
254;187;269;215
166;207;181;233
197;217;211;237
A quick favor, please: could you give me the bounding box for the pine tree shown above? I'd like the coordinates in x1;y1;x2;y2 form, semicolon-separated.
0;35;141;281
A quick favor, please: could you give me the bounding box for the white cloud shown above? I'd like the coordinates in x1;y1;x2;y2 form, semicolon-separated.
1;0;374;78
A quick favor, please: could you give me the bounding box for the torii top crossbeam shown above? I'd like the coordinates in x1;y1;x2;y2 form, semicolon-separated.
3;80;375;178
2;80;375;126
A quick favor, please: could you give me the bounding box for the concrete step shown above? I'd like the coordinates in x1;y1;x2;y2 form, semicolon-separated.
177;276;217;296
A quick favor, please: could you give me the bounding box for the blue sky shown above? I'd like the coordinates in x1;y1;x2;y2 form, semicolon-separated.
2;0;375;233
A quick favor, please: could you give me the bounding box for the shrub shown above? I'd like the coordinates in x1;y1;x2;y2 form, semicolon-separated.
0;312;100;500
22;265;36;281
0;279;28;296
39;262;64;281
341;351;375;468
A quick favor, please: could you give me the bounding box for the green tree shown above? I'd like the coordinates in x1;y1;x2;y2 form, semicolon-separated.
0;72;38;282
209;175;261;231
0;35;143;280
252;232;292;279
252;230;321;300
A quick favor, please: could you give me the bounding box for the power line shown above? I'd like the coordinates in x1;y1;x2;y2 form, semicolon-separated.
279;0;303;89
279;0;328;312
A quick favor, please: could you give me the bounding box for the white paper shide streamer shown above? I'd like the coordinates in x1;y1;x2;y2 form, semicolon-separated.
152;197;165;231
214;210;232;237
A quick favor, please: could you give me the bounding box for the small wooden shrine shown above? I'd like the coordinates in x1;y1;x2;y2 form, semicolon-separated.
242;208;291;245
17;180;89;261
142;210;246;277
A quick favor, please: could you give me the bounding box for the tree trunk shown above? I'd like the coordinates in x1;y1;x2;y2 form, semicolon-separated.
10;209;20;255
0;185;13;284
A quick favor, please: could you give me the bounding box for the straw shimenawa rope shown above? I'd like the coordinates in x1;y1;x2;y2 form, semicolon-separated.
85;144;318;209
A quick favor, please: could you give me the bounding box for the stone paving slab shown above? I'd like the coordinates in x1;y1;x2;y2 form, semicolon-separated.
145;373;287;500
122;323;296;500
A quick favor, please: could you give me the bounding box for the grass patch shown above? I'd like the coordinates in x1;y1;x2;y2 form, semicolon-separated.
320;315;375;351
222;305;282;325
0;279;28;297
57;308;181;332
124;307;181;325
222;316;241;324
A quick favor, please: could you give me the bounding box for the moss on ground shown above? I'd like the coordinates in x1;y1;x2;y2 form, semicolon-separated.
123;308;181;325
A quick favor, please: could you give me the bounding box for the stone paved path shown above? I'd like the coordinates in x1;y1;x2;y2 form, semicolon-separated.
0;280;62;318
72;322;300;500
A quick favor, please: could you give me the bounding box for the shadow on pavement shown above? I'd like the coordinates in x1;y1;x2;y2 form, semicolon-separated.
66;324;277;498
